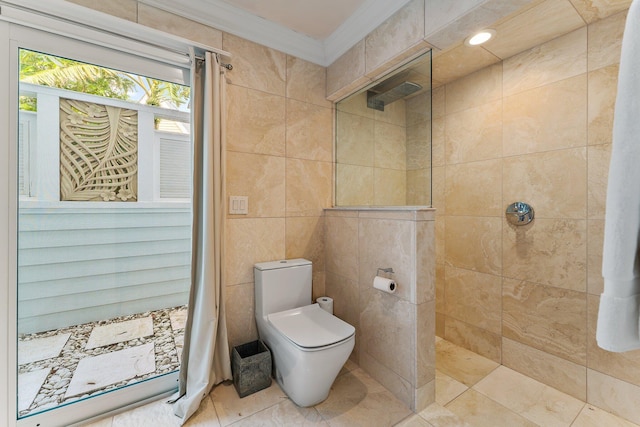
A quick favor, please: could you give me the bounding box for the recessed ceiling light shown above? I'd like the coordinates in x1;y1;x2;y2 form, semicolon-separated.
465;29;496;46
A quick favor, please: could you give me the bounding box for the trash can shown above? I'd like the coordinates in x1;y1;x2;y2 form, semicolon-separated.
232;340;272;398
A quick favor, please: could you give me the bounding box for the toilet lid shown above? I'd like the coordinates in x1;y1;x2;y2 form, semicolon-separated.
268;304;355;349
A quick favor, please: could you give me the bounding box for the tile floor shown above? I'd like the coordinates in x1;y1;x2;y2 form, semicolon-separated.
82;336;640;427
17;306;187;417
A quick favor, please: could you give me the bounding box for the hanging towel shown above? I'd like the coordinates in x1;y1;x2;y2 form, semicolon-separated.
597;0;640;352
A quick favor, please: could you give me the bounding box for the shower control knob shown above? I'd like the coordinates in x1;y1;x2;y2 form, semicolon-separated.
505;202;534;226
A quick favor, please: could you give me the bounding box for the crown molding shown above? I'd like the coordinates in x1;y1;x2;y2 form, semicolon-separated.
138;0;326;65
138;0;413;67
323;0;412;65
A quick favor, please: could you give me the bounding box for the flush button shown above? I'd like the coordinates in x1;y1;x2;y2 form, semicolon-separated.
229;196;248;214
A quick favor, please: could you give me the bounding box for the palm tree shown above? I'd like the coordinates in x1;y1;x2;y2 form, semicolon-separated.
19;50;190;111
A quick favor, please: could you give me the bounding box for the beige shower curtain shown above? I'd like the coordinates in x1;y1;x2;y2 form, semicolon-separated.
172;51;232;423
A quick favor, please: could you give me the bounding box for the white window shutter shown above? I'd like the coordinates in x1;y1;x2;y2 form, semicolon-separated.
159;135;191;199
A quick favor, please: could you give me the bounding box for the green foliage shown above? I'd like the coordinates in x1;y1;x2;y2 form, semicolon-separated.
19;50;190;111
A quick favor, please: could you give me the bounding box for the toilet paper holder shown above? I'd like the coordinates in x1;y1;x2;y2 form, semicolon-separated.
377;267;395;276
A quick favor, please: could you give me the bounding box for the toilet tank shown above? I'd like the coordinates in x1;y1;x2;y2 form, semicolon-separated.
255;259;312;318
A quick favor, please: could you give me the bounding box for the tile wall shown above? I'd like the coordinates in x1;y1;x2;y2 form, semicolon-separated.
433;9;640;424
324;208;436;411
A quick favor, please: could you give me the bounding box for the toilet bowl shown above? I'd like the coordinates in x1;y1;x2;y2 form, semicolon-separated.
254;259;355;407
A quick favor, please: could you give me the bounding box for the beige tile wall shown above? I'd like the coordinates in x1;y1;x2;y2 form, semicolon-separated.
324;208;436;412
434;9;640;423
222;35;332;349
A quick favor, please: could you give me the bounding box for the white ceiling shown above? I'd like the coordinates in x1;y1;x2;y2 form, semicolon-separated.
222;0;368;40
139;0;412;66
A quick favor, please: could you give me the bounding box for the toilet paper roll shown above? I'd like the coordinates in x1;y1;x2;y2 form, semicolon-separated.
316;297;334;314
373;276;397;294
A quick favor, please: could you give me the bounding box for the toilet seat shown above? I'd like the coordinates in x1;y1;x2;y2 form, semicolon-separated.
268;303;355;350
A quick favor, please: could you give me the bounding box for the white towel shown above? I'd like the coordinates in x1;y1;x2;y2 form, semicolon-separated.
597;0;640;352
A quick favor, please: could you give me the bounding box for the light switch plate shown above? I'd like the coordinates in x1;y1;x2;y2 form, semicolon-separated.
229;196;248;215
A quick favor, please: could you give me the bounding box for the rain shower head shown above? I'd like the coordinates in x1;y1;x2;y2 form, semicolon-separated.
367;81;422;111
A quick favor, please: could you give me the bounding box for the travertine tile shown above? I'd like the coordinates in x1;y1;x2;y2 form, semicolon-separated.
436;338;499;387
285;216;325;271
417;402;473;427
336;91;374;119
502;337;587;401
444;317;502;363
360;289;415;385
436;370;468;406
335;164;374;206
374;121;406;170
588;65;618;146
432;43;500;86
406;91;431;127
435;216;445;265
503;76;587;157
86;317;153;349
67;0;137;22
222;33;286;96
327;40;368;99
417;300;437;387
407;121;431;171
395;414;432;427
432;86;445;120
226;84;285;156
502;278;587;365
587;220;604;295
286;99;332;162
374;168;407;206
18;333;70;365
113;395;219;426
285;158;332;217
225;283;257;349
445;159;502;217
225;218;285;285
446;389;538;427
435;312;446;338
374;96;407;127
324;215;359;281
286;56;330;108
137;4;222;48
587;369;640;425
359;218;415;303
432;118;445;168
473;366;584;426
483;0;585;60
226;152;285;218
587;144;611;219
365;0;425;75
444;216;502;276
407;169;431;206
572;403;640;427
445;63;502;115
430;166;444;213
211;381;287;426
502;219;587;291
444;267;501;334
325;272;359;336
230;399;327;426
435;264;445;313
315;368;412;427
587;9;626;70
336;112;375;166
312;271;326;302
503;148;587;219
65;344;155;398
359;351;415;410
445;100;502;165
502;27;587;97
417;221;436;303
587;295;640;387
571;0;631;24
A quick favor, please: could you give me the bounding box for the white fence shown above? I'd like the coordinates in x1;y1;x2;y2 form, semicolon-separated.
17;84;192;334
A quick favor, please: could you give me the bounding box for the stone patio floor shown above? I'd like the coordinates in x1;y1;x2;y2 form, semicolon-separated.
17;306;187;418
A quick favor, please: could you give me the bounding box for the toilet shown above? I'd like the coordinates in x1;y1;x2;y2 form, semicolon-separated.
254;258;355;407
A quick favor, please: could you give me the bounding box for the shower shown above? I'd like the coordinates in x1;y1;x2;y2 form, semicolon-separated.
366;81;422;111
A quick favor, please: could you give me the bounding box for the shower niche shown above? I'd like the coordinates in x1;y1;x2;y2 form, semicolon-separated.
335;51;432;207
